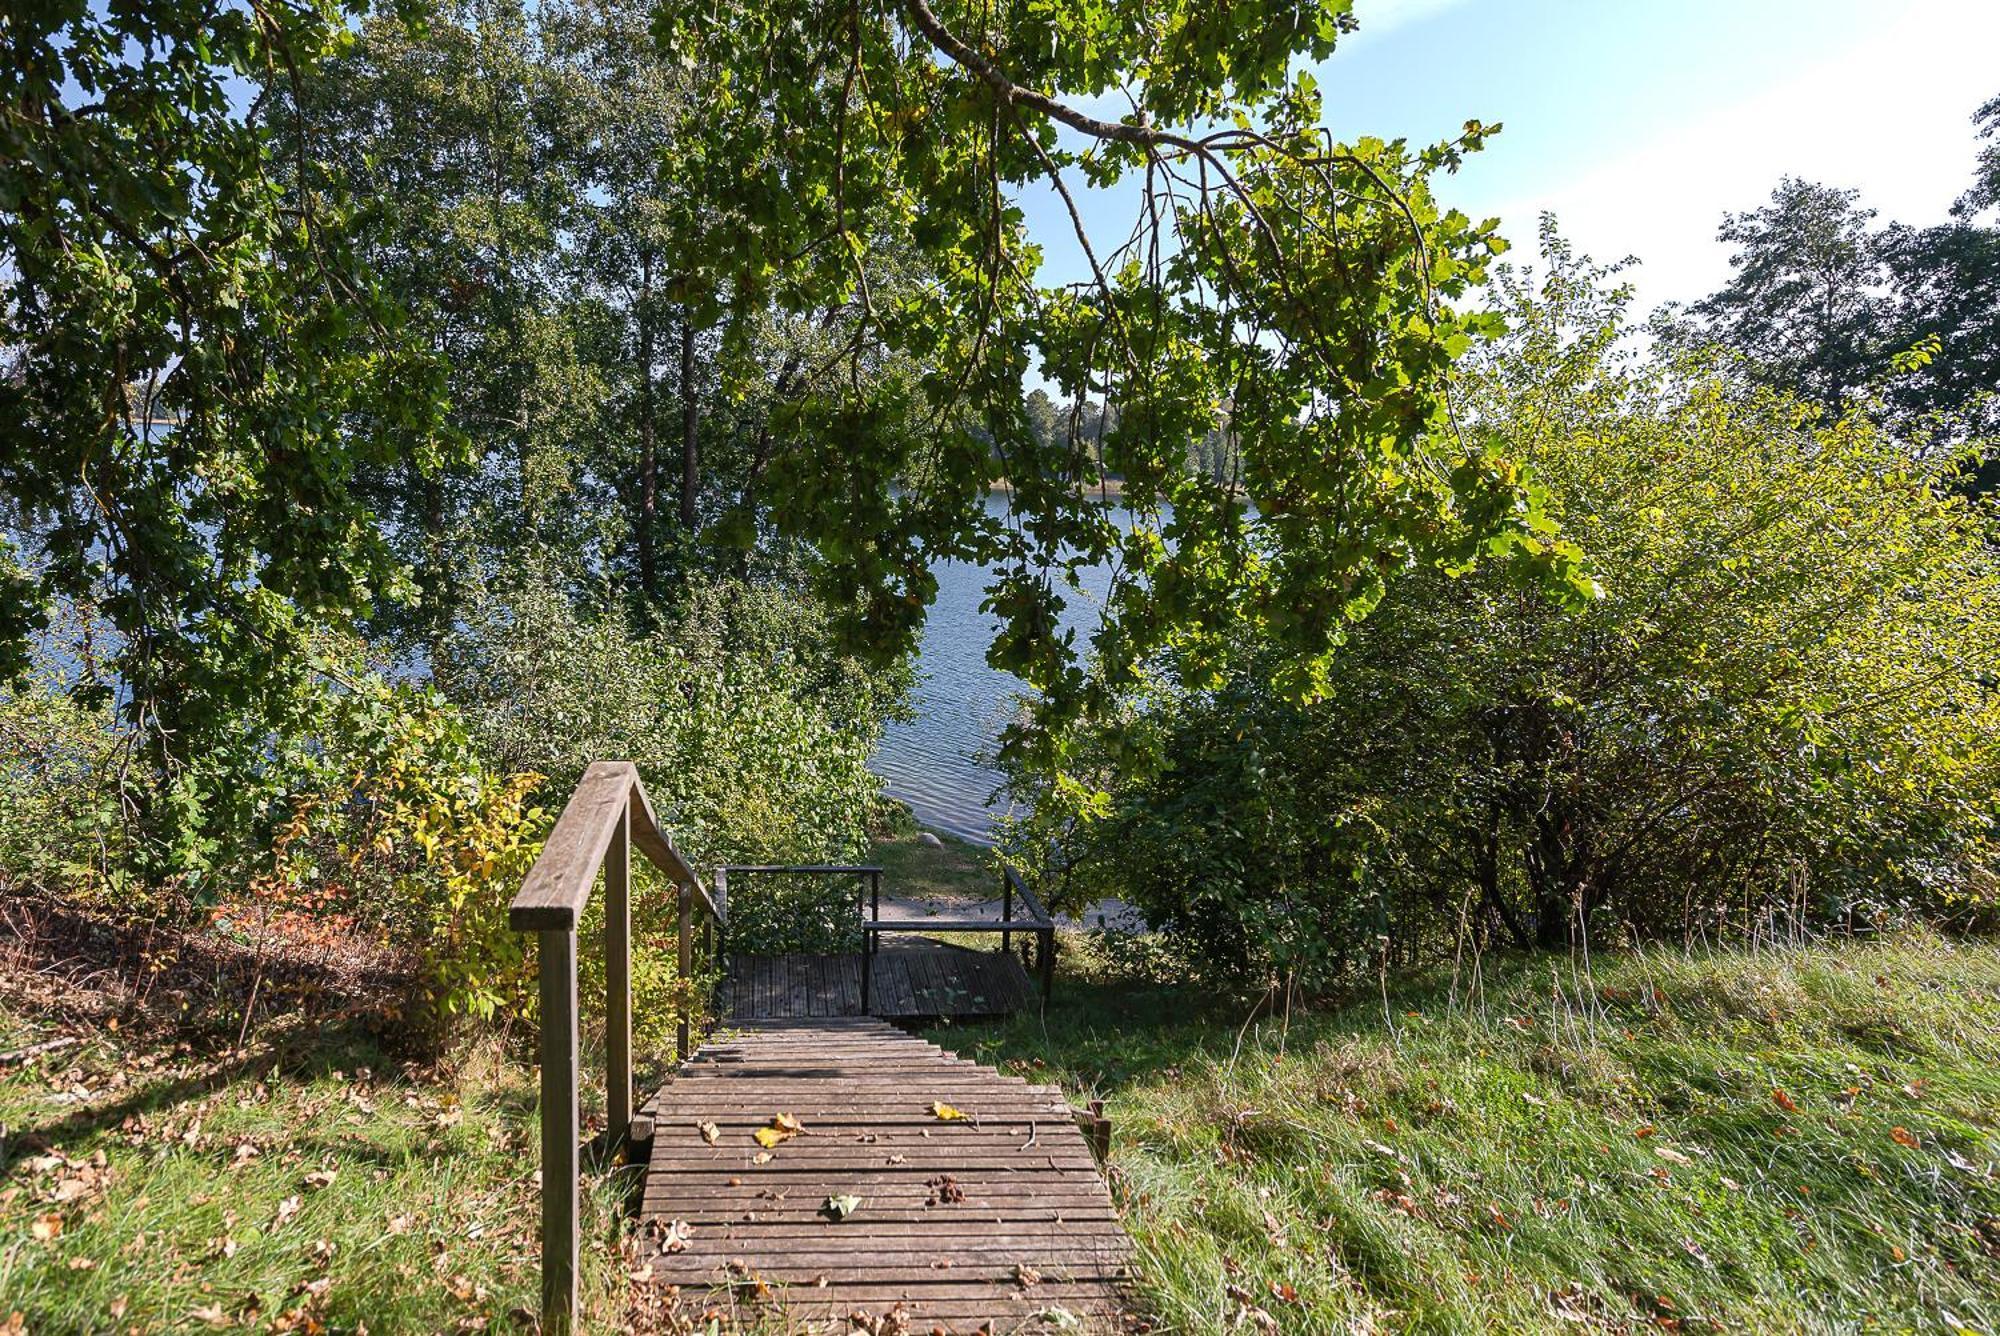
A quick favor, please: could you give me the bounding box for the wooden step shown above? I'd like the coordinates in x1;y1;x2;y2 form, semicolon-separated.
638;1018;1134;1331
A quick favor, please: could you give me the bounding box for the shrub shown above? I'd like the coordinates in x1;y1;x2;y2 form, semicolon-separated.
1016;226;2000;988
435;573;906;954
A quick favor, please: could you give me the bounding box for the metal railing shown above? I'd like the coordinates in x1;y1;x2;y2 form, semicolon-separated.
506;761;721;1334
861;863;1056;1008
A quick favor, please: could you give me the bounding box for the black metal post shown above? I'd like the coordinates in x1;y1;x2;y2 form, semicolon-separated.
1001;870;1013;955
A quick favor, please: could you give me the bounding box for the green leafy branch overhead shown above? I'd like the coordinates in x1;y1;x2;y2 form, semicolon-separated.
654;0;1592;774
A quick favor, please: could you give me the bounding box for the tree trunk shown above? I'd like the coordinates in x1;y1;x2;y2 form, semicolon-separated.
637;248;658;598
679;314;698;530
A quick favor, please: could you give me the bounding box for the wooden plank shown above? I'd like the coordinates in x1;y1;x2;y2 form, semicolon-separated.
605;803;632;1142
538;928;578;1329
638;1016;1131;1324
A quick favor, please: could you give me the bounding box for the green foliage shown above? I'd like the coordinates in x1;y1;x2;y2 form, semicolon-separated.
436;572;903;928
1688;178;1886;415
0;666;125;894
654;0;1582;789
1019;225;2000;985
265;682;547;1027
0;0;454;880
721;872;867;955
1684;102;2000;491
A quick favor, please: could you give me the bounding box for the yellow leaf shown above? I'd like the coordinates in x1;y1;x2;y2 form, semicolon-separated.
931;1102;971;1122
753;1113;803;1149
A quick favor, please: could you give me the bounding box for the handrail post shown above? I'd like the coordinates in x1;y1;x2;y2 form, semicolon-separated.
537;927;579;1331
676;879;694;1061
1002;870;1014;955
605;797;632;1147
1038;925;1055;1008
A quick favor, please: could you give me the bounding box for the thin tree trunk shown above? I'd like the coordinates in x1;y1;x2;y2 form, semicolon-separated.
679;314;698;530
637;248;658;597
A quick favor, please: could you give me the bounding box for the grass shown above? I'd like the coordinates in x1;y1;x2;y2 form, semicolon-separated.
937;931;2000;1334
0;961;650;1333
7;889;1998;1333
865;828;998;908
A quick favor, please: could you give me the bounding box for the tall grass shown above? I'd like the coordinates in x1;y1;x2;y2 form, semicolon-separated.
947;932;2000;1333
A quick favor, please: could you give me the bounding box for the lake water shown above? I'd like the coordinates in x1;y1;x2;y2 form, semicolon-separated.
869;491;1120;843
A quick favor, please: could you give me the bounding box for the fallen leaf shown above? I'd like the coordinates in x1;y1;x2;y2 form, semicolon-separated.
188;1303;230;1326
930;1102;970;1122
754;1114;803;1149
1633;1125;1656;1139
821;1194;863;1221
658;1219;693;1254
1654;1146;1691;1165
303;1169;337;1190
1890;1126;1920;1149
1772;1089;1798;1114
698;1121;721;1146
752;1151;774;1165
387;1214;414;1235
1014;1262;1042;1287
29;1213;62;1242
274;1195;303;1227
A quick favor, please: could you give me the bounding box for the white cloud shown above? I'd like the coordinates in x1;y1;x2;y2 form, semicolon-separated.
1486;3;2000;310
1345;0;1473;41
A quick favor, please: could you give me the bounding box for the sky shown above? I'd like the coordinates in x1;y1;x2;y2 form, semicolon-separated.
1021;0;2000;314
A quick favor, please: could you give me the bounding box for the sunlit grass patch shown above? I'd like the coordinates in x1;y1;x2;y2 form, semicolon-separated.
948;932;2000;1333
0;1019;636;1332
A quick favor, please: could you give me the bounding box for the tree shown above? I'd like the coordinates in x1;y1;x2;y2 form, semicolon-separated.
1686;101;2000;494
1;0;452;876
1959;93;2000;221
1690;178;1888;414
655;0;1583;785
1879;219;2000;475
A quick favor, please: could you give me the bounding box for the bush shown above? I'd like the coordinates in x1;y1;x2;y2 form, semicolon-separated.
1016;226;2000;988
435;573;906;953
0;666;124;895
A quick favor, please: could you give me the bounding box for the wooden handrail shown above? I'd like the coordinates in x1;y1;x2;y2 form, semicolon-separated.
507;760;721;1336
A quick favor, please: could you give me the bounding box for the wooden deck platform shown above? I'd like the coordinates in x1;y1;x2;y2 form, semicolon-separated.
725;941;1037;1020
637;1018;1132;1332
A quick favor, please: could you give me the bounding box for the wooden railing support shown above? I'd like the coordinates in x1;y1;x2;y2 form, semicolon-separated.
676;880;694;1060
537;927;579;1330
605;801;631;1144
509;762;722;1336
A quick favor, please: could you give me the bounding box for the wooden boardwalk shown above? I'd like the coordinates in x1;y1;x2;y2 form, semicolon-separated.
637;1017;1133;1332
725;943;1036;1020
